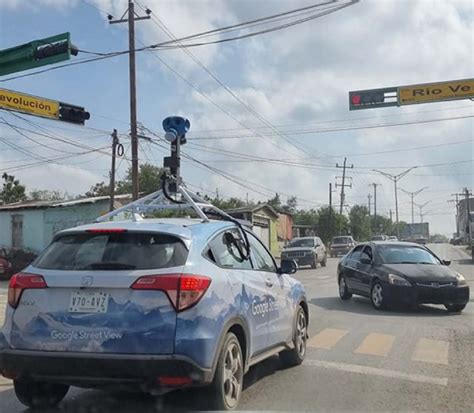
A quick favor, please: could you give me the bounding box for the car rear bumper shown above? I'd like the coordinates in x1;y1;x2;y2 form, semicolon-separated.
0;349;213;388
384;284;470;306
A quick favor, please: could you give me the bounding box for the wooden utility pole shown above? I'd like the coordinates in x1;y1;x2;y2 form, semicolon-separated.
335;158;353;234
109;129;119;211
368;193;372;215
370;183;381;234
109;1;150;200
329;183;333;239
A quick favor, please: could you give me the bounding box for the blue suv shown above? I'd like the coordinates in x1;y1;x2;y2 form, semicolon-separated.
0;218;308;410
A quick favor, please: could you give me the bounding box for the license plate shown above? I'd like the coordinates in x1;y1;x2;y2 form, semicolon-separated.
69;291;109;313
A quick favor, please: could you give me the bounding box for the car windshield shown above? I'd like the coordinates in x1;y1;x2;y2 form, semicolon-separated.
287;239;314;248
332;237;351;244
377;245;440;265
34;232;188;270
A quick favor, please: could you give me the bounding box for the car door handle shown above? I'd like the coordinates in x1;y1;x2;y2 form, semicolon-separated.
266;278;274;287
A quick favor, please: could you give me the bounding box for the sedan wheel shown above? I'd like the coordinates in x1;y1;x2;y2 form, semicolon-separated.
371;281;386;310
280;307;307;368
445;303;466;313
338;276;352;300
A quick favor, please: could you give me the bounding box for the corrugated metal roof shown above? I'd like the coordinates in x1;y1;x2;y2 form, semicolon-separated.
0;194;132;211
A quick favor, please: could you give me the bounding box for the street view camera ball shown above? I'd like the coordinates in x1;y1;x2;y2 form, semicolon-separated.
162;116;190;144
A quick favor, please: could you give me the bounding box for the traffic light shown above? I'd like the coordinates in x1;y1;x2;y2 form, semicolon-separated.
0;33;77;76
58;103;90;125
349;87;398;110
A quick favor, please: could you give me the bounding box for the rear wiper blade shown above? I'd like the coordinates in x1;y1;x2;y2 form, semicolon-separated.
82;262;136;270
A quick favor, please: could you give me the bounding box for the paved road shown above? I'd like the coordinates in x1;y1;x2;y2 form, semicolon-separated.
0;244;472;412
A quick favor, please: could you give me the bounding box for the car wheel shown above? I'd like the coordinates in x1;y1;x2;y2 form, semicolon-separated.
338;275;352;300
280;306;307;368
445;303;467;313
208;332;244;411
371;281;387;310
311;256;317;269
14;380;69;408
321;255;327;267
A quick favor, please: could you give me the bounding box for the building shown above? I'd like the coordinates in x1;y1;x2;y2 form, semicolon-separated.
0;195;131;253
226;204;280;256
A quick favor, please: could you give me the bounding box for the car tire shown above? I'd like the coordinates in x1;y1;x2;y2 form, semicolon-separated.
311;256;317;269
280;306;307;368
14;380;69;408
207;332;244;411
445;303;467;313
338;275;352;300
321;255;327;267
371;281;387;310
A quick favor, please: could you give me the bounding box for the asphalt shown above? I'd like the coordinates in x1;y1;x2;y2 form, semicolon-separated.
0;243;472;412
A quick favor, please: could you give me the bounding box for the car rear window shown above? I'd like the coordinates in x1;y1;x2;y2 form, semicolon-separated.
332;237;351;244
34;232;188;270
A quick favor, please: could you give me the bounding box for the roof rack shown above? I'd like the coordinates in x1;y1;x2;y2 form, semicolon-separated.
96;183;233;223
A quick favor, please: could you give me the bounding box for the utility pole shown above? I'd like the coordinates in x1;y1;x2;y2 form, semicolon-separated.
109;129;119;212
329;183;336;240
389;209;393;222
109;2;151;200
368;193;372;215
463;188;472;245
370;183;381;234
374;167;416;239
335;158;353;234
448;193;460;237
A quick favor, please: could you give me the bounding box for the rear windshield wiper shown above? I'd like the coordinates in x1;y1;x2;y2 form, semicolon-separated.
389;261;433;265
80;262;137;270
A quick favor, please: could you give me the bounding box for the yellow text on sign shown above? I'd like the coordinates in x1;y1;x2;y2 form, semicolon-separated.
0;88;59;119
399;79;474;105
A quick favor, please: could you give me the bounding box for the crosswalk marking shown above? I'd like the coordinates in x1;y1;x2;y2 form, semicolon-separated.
305;359;448;386
354;333;395;357
412;338;449;365
308;328;348;349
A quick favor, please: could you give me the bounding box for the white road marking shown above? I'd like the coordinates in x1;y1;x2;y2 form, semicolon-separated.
412;338;450;365
305;359;448;386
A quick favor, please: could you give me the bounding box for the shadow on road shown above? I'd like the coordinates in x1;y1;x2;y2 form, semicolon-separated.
0;356;285;413
310;296;452;317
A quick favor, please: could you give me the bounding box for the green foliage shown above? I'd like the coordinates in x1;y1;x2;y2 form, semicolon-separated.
281;196;297;214
349;205;371;241
29;189;65;201
0;173;26;204
317;206;349;244
85;163;164;198
204;196;246;210
267;193;281;211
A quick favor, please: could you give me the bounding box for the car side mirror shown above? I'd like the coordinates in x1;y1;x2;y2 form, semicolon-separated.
442;259;451;266
360;257;372;265
279;259;298;275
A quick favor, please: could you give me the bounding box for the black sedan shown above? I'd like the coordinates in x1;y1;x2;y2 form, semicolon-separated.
337;242;469;312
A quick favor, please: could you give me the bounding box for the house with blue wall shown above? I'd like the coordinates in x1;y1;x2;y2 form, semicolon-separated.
0;195;131;253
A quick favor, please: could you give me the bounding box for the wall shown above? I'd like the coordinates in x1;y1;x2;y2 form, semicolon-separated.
0;210;45;252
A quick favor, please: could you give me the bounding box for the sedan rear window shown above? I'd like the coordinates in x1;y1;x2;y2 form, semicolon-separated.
34;232;188;270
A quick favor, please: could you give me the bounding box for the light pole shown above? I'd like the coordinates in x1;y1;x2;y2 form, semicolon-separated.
400;186;429;237
414;201;432;224
373;167;417;239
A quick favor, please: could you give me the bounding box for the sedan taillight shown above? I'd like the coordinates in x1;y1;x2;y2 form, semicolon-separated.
131;274;211;312
8;273;47;308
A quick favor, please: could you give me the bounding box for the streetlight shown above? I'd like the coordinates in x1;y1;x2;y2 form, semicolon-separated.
373;167;417;239
414;201;432;224
400;187;429;236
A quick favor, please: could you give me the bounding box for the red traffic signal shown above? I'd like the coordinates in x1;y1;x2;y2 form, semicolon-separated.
349;87;398;110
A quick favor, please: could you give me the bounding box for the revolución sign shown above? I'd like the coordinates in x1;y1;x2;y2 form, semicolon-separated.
0;88;59;120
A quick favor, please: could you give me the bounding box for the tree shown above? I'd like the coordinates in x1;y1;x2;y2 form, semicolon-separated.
85;163;165;198
281;196;297;214
267;193;281;211
205;196;246;210
29;189;64;201
317;206;348;244
116;163;164;195
293;209;319;226
349;205;371;241
85;181;110;198
0;173;26;204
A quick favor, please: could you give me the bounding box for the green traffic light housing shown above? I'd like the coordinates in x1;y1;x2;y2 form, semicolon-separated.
0;32;78;77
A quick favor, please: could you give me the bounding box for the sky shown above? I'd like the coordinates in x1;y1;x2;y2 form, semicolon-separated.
0;0;472;236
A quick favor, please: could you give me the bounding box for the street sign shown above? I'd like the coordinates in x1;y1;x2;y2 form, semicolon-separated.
398;79;474;105
0;33;78;77
0;88;90;125
0;88;59;120
349;87;398;110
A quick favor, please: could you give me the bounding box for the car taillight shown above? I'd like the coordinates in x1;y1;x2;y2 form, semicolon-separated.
131;274;211;312
8;273;47;308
